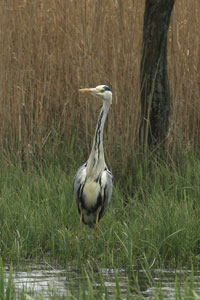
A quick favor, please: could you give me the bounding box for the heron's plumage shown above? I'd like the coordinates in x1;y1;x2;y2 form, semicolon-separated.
73;85;113;228
73;164;112;227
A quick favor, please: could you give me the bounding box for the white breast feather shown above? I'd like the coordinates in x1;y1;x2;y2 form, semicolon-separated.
83;181;100;208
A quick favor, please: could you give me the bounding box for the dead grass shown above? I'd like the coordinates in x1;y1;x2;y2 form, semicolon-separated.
0;0;199;170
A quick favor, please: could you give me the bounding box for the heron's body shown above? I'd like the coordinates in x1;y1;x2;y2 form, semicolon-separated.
73;85;113;228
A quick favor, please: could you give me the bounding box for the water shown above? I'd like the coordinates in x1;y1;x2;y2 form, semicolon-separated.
3;263;200;299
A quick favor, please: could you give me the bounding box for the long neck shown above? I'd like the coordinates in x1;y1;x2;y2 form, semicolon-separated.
86;101;111;177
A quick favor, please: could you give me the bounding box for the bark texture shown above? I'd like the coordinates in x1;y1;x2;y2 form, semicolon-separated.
140;0;175;148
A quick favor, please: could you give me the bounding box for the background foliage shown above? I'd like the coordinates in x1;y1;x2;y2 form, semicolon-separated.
0;0;199;175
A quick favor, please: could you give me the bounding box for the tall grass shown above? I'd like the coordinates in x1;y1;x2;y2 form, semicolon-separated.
0;0;199;173
0;149;200;267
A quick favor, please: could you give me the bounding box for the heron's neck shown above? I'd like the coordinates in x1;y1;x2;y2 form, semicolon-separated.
86;101;111;177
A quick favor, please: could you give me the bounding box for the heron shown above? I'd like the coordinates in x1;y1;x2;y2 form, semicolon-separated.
73;85;113;231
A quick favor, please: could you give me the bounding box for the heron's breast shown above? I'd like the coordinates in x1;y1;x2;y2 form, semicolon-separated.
83;180;100;208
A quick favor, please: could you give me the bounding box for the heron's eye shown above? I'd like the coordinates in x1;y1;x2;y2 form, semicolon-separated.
100;90;104;93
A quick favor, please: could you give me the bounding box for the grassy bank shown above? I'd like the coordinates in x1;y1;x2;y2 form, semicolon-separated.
0;1;199;268
0;149;200;269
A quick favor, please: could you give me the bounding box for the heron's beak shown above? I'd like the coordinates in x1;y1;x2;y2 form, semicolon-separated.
79;88;97;94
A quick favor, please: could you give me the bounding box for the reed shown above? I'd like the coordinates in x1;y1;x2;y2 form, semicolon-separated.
0;0;199;172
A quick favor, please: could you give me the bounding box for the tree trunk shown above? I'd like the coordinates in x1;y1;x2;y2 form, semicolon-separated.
140;0;175;149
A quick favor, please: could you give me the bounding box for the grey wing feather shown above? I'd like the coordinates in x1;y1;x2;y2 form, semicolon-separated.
73;163;87;206
100;168;113;218
104;169;113;204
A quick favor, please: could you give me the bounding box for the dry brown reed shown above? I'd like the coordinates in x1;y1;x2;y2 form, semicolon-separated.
0;0;199;171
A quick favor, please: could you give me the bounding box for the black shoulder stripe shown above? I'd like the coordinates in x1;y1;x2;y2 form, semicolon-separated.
104;167;112;176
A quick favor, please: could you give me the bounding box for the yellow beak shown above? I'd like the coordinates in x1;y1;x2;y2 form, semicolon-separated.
79;88;97;93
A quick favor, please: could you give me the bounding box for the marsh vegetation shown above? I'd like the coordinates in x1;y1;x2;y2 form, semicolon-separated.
0;0;200;298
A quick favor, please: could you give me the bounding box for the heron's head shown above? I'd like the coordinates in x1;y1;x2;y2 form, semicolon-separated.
79;85;112;104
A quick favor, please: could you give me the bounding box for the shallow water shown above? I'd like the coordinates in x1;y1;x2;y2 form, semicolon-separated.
4;263;200;299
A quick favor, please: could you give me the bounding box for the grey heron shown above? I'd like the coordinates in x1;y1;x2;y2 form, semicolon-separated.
73;85;113;230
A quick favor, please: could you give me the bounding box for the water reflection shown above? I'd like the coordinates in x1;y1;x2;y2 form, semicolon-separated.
142;269;200;298
3;263;200;299
5;264;67;298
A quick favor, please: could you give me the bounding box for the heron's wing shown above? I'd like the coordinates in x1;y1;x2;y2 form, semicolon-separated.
99;167;113;218
73;162;87;207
